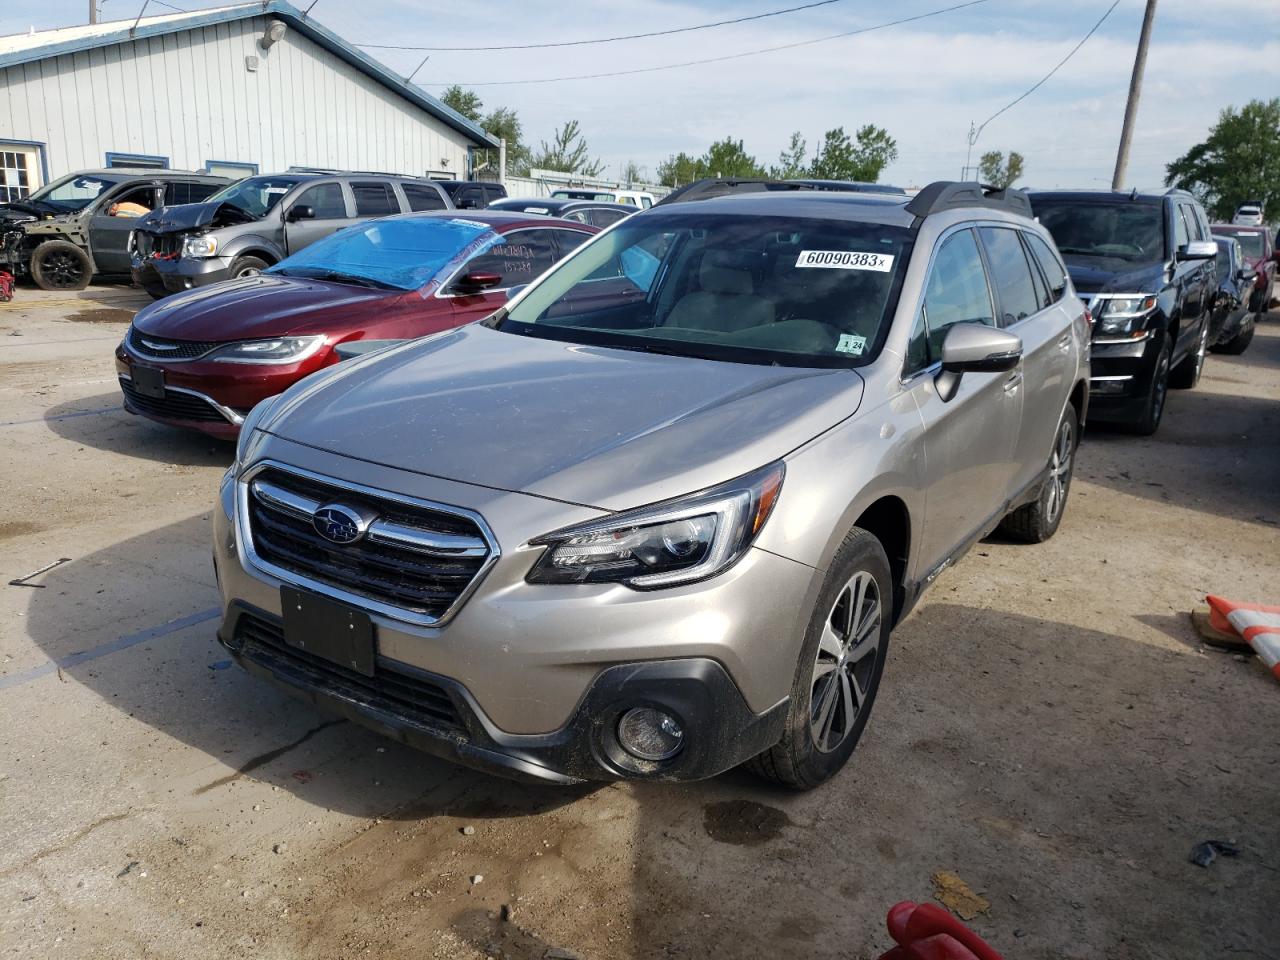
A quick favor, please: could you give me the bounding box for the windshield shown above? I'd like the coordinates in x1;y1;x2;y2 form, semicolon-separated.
268;216;502;291
204;176;303;217
1218;229;1265;259
1031;200;1166;263
28;174;119;212
498;212;913;367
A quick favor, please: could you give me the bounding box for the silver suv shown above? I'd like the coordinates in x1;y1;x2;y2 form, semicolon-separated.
213;182;1090;789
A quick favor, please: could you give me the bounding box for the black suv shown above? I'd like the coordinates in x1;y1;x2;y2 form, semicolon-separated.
0;168;229;290
1028;189;1218;435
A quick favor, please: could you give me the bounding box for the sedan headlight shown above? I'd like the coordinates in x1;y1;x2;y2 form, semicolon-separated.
206;336;326;364
527;463;784;589
1094;295;1157;338
182;235;218;258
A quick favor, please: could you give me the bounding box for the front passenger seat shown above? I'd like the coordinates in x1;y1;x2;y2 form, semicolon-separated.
666;250;775;333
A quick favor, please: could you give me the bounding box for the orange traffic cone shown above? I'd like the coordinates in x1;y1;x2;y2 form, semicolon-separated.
1206;596;1280;682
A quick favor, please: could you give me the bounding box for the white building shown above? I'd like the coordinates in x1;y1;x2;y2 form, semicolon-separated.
0;1;497;200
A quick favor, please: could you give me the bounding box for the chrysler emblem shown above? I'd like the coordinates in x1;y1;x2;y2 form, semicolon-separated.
313;504;367;545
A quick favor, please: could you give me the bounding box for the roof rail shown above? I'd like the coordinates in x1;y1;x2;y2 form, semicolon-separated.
654;178;818;206
284;166;422;179
904;181;1034;221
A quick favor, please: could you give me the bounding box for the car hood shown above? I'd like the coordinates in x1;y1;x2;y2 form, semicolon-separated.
132;273;402;340
1063;256;1167;296
262;324;865;511
136;200;257;234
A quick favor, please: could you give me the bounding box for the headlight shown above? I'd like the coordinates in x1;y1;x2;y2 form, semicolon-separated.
1094;295;1157;337
233;395;280;468
182;235;218;258
206;336;325;364
527;462;785;589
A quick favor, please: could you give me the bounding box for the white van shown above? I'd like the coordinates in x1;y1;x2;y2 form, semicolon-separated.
550;188;655;209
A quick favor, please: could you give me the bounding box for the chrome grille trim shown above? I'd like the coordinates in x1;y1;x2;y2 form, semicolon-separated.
236;461;501;628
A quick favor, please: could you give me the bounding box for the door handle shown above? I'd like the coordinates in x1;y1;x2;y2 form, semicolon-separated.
1057;333;1072;351
1003;371;1023;396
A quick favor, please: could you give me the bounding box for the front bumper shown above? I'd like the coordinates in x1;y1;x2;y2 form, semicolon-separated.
132;253;232;293
212;445;814;782
216;602;787;784
1084;330;1163;423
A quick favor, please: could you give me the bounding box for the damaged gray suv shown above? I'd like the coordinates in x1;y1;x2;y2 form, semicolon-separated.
214;182;1090;789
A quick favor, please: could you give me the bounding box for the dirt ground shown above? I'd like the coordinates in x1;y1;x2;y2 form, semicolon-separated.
1;285;1277;960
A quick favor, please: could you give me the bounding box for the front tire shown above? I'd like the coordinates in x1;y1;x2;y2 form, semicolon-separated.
1000;402;1077;543
1170;321;1209;389
1126;338;1171;436
746;529;892;790
228;255;268;279
1210;316;1256;356
30;240;92;290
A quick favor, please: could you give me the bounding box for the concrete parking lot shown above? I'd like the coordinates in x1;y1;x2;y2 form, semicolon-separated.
1;285;1277;960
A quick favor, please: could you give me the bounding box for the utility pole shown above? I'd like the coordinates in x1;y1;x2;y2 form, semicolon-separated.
89;0;97;23
1112;0;1157;191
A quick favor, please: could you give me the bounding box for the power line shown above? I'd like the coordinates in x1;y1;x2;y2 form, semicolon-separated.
424;0;991;87
359;0;854;52
972;0;1123;140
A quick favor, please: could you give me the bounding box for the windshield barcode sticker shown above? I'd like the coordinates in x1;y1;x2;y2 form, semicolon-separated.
796;250;893;272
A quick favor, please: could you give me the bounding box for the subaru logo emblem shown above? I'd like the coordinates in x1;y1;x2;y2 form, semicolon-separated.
313;504;366;545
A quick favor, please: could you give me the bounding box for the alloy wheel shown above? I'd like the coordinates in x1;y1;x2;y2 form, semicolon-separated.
1152;350;1169;424
810;571;882;753
1044;417;1075;525
1194;324;1209;381
235;266;261;278
45;251;86;288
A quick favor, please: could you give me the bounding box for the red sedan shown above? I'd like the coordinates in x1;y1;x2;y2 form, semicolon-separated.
115;211;597;438
1211;223;1277;313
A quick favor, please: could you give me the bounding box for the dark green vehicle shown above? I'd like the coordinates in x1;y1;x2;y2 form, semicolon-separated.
0;168;228;290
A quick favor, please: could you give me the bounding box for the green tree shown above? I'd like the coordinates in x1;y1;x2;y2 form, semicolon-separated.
440;84;483;123
657;151;705;187
1165;98;1280;221
770;131;808;179
482;106;531;176
808;125;898;182
978;150;1026;188
621;160;647;186
700;137;766;179
531;120;604;177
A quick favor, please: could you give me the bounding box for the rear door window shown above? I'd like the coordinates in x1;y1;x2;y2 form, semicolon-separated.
351;181;399;217
167;181;222;205
917;228;995;366
590;208;628;227
550;229;592;258
1025;233;1068;301
293;182;347;219
978;226;1040;324
402;183;447;212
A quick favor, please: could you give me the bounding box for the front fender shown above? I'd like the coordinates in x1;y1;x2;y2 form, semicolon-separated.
218;233;286;264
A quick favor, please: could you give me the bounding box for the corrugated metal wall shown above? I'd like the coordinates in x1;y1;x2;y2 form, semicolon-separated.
0;16;476;179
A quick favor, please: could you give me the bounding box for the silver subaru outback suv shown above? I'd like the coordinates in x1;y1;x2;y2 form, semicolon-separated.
213;181;1089;789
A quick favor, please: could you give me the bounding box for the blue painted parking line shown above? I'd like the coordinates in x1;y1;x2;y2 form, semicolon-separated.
0;606;220;692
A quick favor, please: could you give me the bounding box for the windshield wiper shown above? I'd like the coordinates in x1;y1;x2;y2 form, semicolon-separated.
286;269;398;290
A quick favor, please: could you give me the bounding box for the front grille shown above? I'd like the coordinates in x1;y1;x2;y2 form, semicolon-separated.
120;377;228;422
245;466;493;621
136;230;183;259
127;326;220;361
234;612;465;733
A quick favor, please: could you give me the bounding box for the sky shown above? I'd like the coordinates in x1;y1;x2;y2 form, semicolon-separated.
4;0;1278;188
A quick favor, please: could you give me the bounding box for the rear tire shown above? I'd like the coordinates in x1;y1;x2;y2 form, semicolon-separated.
1170;321;1209;389
745;529;892;790
1210;317;1256;356
228;255;268;279
1125;338;1171;436
30;240;92;290
1000;403;1077;543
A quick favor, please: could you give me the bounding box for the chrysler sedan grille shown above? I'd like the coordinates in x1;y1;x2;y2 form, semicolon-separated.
119;376;228;422
243;465;495;623
126;327;220;361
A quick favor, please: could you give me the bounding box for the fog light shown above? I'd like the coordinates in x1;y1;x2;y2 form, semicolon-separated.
617;707;684;761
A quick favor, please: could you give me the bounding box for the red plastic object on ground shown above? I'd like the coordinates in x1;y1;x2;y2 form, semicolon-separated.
878;901;1005;960
0;270;14;303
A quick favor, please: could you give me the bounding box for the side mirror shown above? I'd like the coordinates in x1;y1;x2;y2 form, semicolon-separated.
454;271;503;293
505;283;528;302
935;323;1023;403
286;204;315;223
1237;267;1257;283
1177;240;1217;261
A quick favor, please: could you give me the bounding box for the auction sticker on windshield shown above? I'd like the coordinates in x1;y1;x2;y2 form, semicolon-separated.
795;250;894;272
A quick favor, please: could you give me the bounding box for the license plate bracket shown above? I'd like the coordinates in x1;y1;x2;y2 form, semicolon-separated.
280;586;375;677
131;365;166;399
